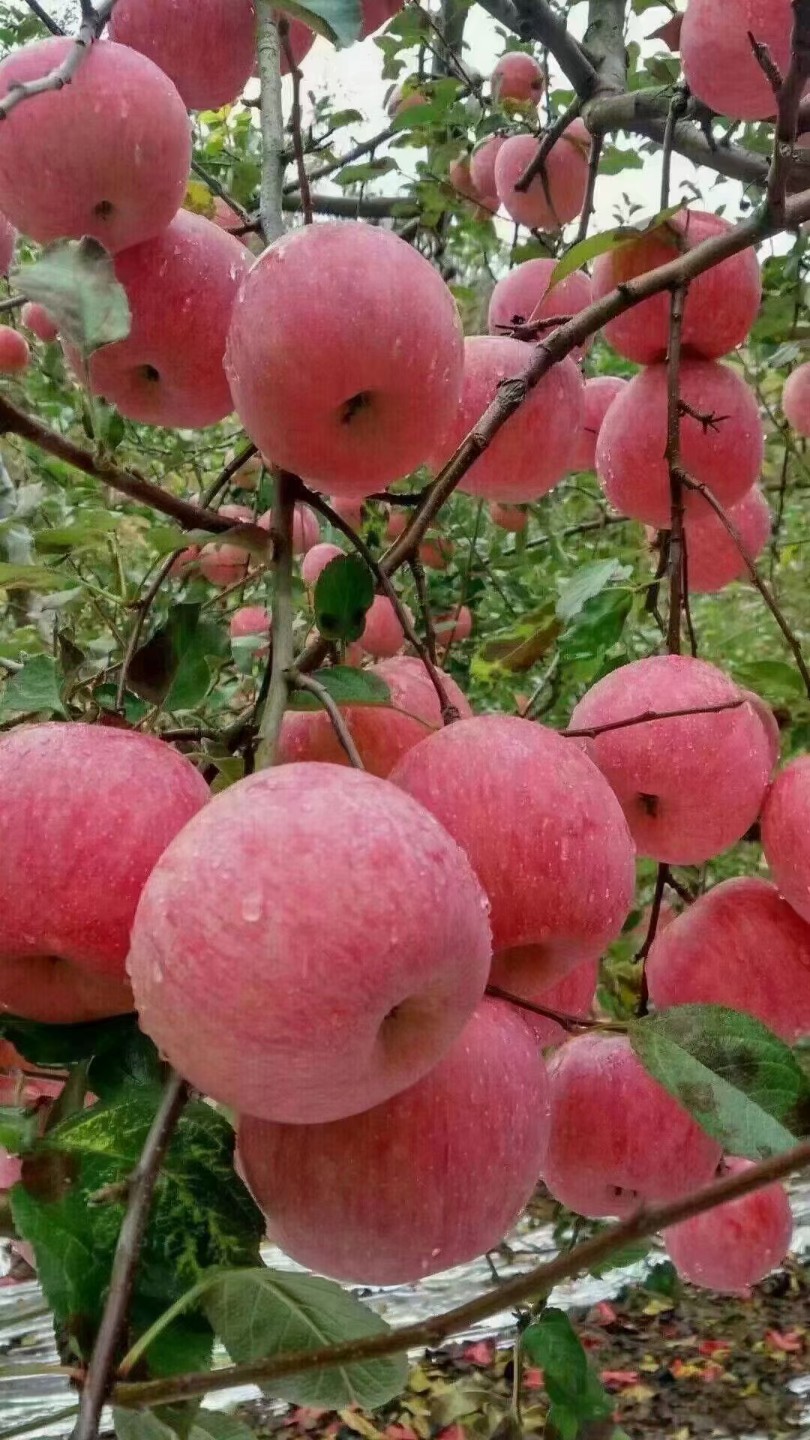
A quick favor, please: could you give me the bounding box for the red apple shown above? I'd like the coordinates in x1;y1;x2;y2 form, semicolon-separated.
237;999;550;1283
0;327;29;373
435;605;472;645
259;504;320;557
301;542;343;587
490;502;527;532
681;0;793;120
683;485;771;592
360;0;403;35
664;1158;793;1292
109;0;257;109
198;503;254;586
490;52;544;104
128;763;493;1122
488;257;592;359
568;376;628;473
358;595;411;658
762;755;810;923
230;605;271;642
494;121;589;231
20;302;58;343
469;135;505;199
515;957;599;1047
782;361;810;436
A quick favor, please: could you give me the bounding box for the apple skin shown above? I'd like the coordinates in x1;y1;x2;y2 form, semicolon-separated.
237;998;550;1284
569;655;772;864
390;714;635;990
646;877;810;1043
435;605;472;645
225;221;465;496
682;486;771;592
128;762;492;1123
591;210;761;364
72;211;251;429
490;502;527;531
470;135;505;200
568;376;628;473
109;0;257;109
230;605;271;641
259;505;320;557
0;723;209;1023
782;361;810;436
491;52;544;103
596;359;763;527
494;121;589;231
198;503;253;587
681;0;793;121
277;655;471;777
543;1032;722;1219
761;755;810;924
429;335;583;502
0;39;190;251
20;303;58;343
488;258;592;360
515;957;599;1046
0;327;29;373
359;595;411;659
664;1158;794;1293
360;0;403;35
301;542;343;587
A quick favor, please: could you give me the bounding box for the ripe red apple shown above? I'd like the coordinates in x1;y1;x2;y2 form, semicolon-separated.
646;877;810;1042
0;211;15;274
301;542;343;587
109;0;256;109
386;510;408;541
762;755;810;923
328;495;365;530
743;689;780;773
198;503;254;586
169;544;199;578
278;654;471;777
128;763;492;1122
449;155;480;205
569;376;628;473
259;504;320;557
469;135;505;200
491;52;544;104
226;222;464;495
490;502;527;532
0;327;29;373
681;0;793;120
358;595;411;658
229;605;271;643
494;121;589;231
72;211;251;429
782;361;810;436
543;1032;722;1218
238;999;549;1283
488;258;592;359
429;336;583;501
419;534;454;570
664;1158;793;1293
591;211;761;363
515;957;599;1047
0;723;208;1023
279;16;315;72
0;39;190;251
435;605;472;645
683;485;771;592
391;714;635;990
20;302;58;343
569;655;772;864
596;360;763;527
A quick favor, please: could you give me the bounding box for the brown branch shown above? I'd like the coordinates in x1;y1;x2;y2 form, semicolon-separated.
660;84;689;210
257;471;297;767
190;160;250;224
408;555;438;667
680;473;810;698
766;0;810;221
112;1137;810;1413
485;983;624;1033
574;133;602;244
563;698;745;740
0;0;114;120
279;17;312;226
634;864;668;1015
481;0;597;98
282;123;397;195
514;98;581;193
21;0;65;35
72;1070;189;1440
289;671;365;768
666;284;688;655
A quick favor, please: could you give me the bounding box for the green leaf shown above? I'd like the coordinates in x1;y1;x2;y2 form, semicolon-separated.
0;654;66;721
549;202;684;288
15;238;131;356
559;589;632;661
280;0;361;47
0;1012;145;1071
314;554;375;642
114;1412;176;1440
34;513;120;553
0;1105;40;1156
128;603;227;710
628;1005;810;1160
0;561;67;590
522;1309;614;1438
471;603;561;680
732;659;805;703
114;1409;258;1440
190;1414;258;1440
556;560;631;622
205;1267;408;1408
288;666;391;710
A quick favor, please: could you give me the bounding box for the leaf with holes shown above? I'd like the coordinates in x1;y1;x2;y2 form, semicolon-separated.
314;554;375;642
205;1267;407;1407
288;666;391;711
15;238;131;356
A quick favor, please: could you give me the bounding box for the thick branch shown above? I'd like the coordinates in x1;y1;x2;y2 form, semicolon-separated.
766;0;810;220
583;0;627;97
112;1137;810;1412
256;0;286;244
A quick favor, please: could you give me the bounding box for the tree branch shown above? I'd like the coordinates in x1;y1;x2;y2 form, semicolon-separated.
766;0;810;221
112;1137;810;1412
563;699;745;740
279;17;312;226
514;98;581;192
256;0;286;244
289;671;365;767
257;471;296;766
483;0;596;97
0;0;115;120
665;284;687;655
21;0;65;35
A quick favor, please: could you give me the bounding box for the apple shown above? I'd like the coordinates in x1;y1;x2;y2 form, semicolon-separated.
646;877;810;1042
328;495;365;530
435;605;472;645
591;210;761;363
20;303;58;343
225;450;263;490
386;80;428;117
278;654;471;777
301;542;344;587
259;504;320;557
169;545;200;578
419;534;454;570
128;762;492;1122
596;359;763;527
543;1032;722;1218
469;135;505;201
762;754;810;923
237;999;549;1283
0;723;209;1023
358;595;412;658
198;503;254;586
390;714;635;990
0;327;29;373
0;38;190;251
569;654;772;864
683;485;771;592
225;221;464;496
494;120;590;231
781;361;810;436
109;0;256;110
490;502;527;532
429;336;583;501
230;605;271;643
514;957;599;1047
681;0;794;121
568;376;628;473
743;688;780;773
72;211;251;429
491;52;544;104
488;257;592;360
664;1158;793;1293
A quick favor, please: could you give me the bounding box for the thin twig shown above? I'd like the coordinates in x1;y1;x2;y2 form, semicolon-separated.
0;0;115;120
290;671;365;768
257;471;296;766
486;983;624;1033
279;17;312;226
190;160;250;223
765;0;810;221
563;698;745;740
574;133;602;243
71;1070;189;1440
514;98;581;193
111;1137;810;1412
21;0;65;35
256;0;286;244
665;283;688;655
660;84;689;210
282;123;397;195
408;555;438;666
635;863;668;1016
